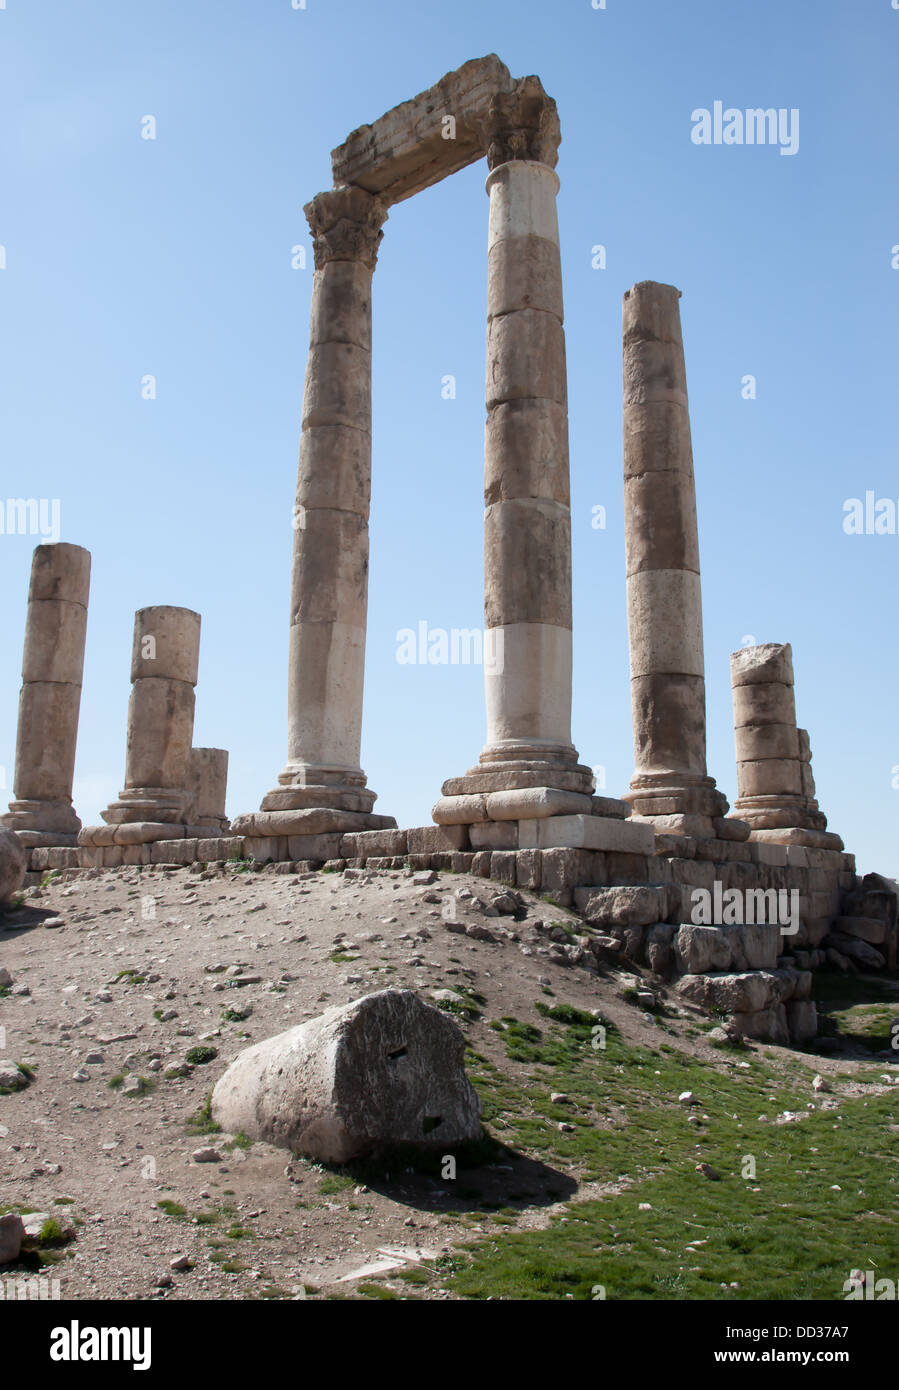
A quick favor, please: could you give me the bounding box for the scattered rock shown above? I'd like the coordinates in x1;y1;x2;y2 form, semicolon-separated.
0;830;26;909
0;1061;28;1090
0;1212;25;1265
191;1148;222;1164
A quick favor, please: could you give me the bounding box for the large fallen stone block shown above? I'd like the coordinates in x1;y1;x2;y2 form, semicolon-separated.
721;921;781;970
825;933;886;970
0;830;26;907
831;915;888;945
729;1004;790;1045
211;989;481;1163
673;923;732;974
786;1000;818;1043
573;884;669;928
677;970;777;1015
645;922;676;976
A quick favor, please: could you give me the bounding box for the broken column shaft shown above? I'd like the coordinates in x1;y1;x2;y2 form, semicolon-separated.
2;543;91;847
729;642;842;849
621;280;741;840
101;606;201;826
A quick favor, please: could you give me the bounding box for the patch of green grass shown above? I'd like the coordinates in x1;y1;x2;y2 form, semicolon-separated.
225;1131;252;1152
443;1008;899;1301
184;1046;218;1066
114;968;146;984
185;1093;222;1136
221;1006;251;1023
107;1072;127;1090
157;1200;187;1218
357;1281;400;1300
53;1197;74;1206
436;988;483;1023
318;1171;355;1196
226;1226;252;1240
329;950;358;963
222;1260;247;1273
35;1218;72;1248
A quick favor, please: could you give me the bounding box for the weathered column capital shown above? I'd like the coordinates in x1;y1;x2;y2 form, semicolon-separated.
485;76;561;170
304;186;389;271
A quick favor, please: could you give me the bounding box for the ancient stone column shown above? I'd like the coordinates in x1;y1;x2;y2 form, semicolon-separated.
729;642;842;849
101;606;200;826
436;78;598;829
186;747;230;833
621;281;741;840
2;543;91;848
233;186;396;856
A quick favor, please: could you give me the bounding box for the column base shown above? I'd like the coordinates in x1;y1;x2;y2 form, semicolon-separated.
730;795;829;834
101;787;193;826
746;826;845;852
434;785;629;825
7;829;80;850
2;799;82;838
231;806;398;864
442;745;596;802
623;772;730;830
259;764;378;816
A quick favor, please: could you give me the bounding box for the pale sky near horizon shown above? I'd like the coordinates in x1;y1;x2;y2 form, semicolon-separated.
1;0;897;876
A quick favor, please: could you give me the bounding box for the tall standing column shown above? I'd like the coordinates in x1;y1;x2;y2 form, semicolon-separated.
621;281;740;839
436;78;596;826
729;642;842;849
233;186;396;854
100;606;200;826
2;543;91;847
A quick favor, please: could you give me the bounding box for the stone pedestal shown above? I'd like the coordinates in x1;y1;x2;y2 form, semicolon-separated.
728;643;843;850
186;748;230;833
620;281;746;843
81;606;204;849
435;79;636;850
232;186;396;858
2;543;91;849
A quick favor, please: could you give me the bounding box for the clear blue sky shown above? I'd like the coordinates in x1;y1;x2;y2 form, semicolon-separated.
1;0;896;876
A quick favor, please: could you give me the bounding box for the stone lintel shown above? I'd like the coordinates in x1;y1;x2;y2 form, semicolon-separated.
330;54;514;204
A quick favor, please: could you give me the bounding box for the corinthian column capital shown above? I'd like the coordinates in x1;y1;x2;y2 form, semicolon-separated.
485;76;561;171
304;186;389;271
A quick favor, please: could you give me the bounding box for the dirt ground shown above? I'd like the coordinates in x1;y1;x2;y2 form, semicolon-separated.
0;859;876;1301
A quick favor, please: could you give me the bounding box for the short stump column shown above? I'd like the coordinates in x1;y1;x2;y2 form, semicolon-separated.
729;642;843;851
